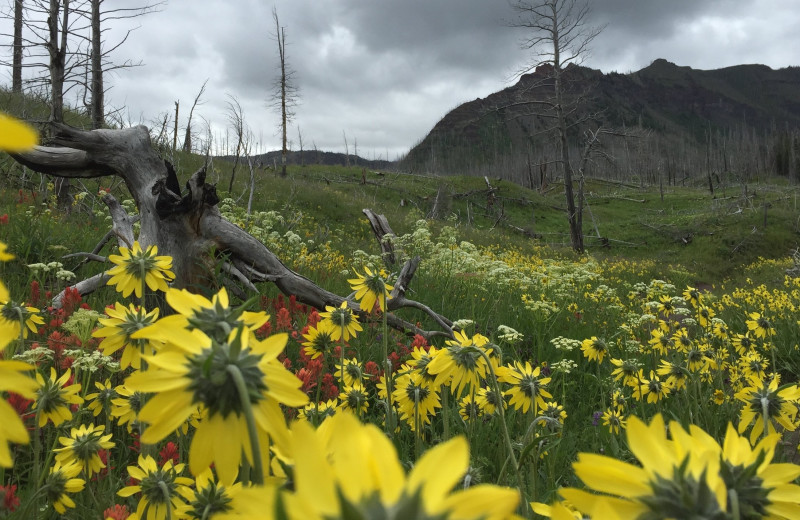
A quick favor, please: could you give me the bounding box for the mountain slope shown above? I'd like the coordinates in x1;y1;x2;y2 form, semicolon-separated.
401;59;800;183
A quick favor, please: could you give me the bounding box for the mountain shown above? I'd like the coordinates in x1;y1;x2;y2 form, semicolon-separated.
219;149;393;170
400;59;800;184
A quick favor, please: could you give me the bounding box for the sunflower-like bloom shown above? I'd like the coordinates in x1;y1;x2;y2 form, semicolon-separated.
93;302;161;369
118;454;194;520
319;301;362;341
126;328;307;485
43;460;86;514
580;336;608;363
632;370;673;404
745;311;775;339
0;358;38;467
106;241;175;298
0;299;44;342
475;385;506;417
601;407;626;435
393;371;440;431
280;412;519;519
735;374;800;444
560;414;800;519
347;266;394;313
335;357;366;387
682;285;702;308
427;331;490;396
33;367;84;427
496;360;552;414
110;383;145;431
85;378;117;417
54;423;114;477
299;399;338;423
338;382;370;416
408;345;439;384
610;357;641;386
0;113;38;151
186;468;243;520
459;393;481;422
136;287;268;344
301;320;337;360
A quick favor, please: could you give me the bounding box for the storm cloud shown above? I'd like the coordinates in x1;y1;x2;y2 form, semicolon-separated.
2;0;797;159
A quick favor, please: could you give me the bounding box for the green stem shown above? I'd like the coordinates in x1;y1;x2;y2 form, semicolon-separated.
314;352;324;427
158;480;174;520
382;295;395;434
477;349;520;480
761;395;771;440
227;364;264;485
442;388;450;440
414;387;421;461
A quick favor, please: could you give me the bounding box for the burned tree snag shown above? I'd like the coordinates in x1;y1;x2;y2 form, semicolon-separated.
12;123;453;340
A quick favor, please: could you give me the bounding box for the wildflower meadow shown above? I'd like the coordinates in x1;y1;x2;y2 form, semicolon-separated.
2;113;800;519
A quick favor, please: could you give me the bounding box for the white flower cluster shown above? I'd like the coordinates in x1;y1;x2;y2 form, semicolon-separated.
496;324;524;344
550;336;582;352
550;359;578;374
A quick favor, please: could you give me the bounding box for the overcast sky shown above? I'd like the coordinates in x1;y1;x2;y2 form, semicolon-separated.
3;0;799;160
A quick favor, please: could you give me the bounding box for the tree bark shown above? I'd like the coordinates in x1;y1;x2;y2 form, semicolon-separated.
13;123;451;340
12;0;23;94
90;0;104;129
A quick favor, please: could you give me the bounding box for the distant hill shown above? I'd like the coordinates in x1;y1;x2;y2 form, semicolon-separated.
218;149;394;170
400;59;800;185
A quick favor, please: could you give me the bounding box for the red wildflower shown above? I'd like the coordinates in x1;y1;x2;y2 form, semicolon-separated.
321;373;339;400
0;214;8;225
103;504;130;520
6;392;33;426
60;286;83;317
255;320;272;340
29;280;41;307
411;334;429;349
276;308;292;331
158;441;179;466
307;309;320;328
364;361;381;382
0;484;20;513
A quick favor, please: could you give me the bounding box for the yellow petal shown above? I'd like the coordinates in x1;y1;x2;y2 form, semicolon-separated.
0;113;38;151
407;436;468;513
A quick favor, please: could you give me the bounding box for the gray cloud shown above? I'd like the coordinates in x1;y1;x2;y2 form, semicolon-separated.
2;0;798;159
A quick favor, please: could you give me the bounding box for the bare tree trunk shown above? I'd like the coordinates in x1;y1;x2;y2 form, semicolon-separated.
11;123;453;340
273;9;288;178
47;0;69;124
12;0;23;94
90;0;103;129
172;100;179;151
183;79;207;154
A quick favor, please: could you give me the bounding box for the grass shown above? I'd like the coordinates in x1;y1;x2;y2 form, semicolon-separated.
2;118;800;517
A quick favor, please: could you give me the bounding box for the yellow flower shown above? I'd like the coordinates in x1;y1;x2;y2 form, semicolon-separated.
126;328;307;485
110;383;145;432
106;241;175;298
0;299;45;340
338;382;370;416
33;367;84;427
43;460;85;514
93;302;161;369
735;374;800;444
136;287;268;344
335;357;366;387
0;112;38;151
746;311;775;339
301;320;337;360
280;412;519;519
54;423;114;476
561;414;728;518
186;468;244;519
348;266;393;313
393;371;440;430
0;359;38;467
601;407;626;434
118;454;193;520
496;360;552;414
319;301;362;341
581;336;609;363
428;331;490;396
85;378;117;417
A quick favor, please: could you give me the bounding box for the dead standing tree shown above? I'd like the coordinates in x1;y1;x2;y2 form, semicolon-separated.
510;0;603;253
12;123;453;340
